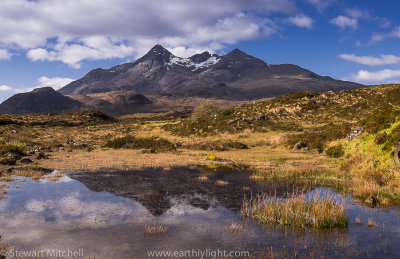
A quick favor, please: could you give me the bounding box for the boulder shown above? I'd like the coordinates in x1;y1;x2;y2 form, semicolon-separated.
293;142;307;150
394;142;400;164
227;118;240;124
35;152;49;160
19;158;33;164
348;127;364;141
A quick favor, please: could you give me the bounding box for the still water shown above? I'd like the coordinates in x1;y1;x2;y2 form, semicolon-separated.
0;167;399;258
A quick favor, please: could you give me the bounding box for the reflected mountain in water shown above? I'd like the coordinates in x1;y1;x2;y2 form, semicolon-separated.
68;166;293;216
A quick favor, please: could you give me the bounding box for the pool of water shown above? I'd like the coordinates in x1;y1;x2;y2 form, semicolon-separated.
0;167;399;258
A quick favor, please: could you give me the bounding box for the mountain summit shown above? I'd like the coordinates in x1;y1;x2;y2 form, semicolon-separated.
58;45;363;99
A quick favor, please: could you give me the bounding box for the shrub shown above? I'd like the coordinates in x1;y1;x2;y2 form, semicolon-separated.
326;145;345;158
191;101;224;121
374;132;388;145
0;140;26;155
187;140;248;151
105;136;176;151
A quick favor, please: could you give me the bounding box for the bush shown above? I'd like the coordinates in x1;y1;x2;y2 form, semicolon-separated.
105;136;176;151
0;140;26;155
187;140;248;151
326;145;345;158
374;132;388;145
191;101;224;121
287;123;351;150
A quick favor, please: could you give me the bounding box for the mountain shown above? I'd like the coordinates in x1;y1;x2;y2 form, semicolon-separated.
58;44;363;99
0;87;83;115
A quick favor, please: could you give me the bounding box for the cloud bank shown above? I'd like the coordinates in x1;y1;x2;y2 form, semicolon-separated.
0;0;296;68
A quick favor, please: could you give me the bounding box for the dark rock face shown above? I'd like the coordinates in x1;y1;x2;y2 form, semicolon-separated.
58;45;364;99
0;87;83;115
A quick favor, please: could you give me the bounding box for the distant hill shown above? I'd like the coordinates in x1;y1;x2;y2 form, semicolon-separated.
0;87;83;115
59;44;364;99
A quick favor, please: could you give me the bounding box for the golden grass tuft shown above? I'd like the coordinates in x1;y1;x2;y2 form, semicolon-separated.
367;219;377;227
242;192;348;229
228;222;244;232
197;175;208;181
216;180;229;186
144;225;167;235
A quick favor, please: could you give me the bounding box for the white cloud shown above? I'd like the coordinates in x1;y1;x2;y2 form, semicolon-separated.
1;76;75;93
306;0;335;12
330;15;358;29
0;0;296;67
0;49;11;60
36;76;75;90
350;69;400;83
0;85;13;91
28;36;135;68
369;26;400;44
287;14;313;29
339;54;400;66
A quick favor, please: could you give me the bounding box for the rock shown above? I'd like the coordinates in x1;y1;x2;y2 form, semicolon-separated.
365;195;378;205
293;142;307;150
99;133;112;138
65;139;74;144
394;142;400;164
19;158;33;164
35;152;48;160
255;115;269;121
176;141;184;148
227;118;240;124
0;167;14;174
0;157;17;165
137;149;156;154
4;152;21;160
348;127;364;141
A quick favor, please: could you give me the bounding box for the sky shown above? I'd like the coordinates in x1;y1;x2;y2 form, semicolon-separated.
0;0;400;102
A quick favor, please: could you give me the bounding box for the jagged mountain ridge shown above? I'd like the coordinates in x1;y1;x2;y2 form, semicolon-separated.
58;45;363;99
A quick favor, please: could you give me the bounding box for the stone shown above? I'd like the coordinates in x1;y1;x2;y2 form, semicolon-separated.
35;152;48;160
0;157;17;165
176;141;184;148
19;158;33;164
255;115;269;121
394;142;400;164
293;142;307;150
99;133;111;138
365;195;378;205
348;127;364;141
227;118;240;124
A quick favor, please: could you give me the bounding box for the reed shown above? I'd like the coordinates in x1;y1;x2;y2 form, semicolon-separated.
241;191;348;229
144;225;167;234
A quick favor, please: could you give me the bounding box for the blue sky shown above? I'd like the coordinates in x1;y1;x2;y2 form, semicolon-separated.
0;0;400;102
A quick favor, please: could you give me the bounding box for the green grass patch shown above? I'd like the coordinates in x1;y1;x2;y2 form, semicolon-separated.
104;136;176;151
242;192;348;229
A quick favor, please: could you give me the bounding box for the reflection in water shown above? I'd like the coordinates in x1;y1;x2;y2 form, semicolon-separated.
0;167;399;258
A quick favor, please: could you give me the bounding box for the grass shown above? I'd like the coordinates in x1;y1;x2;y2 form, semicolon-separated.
144;225;167;234
368;219;377;227
105;136;176;152
241;192;348;229
228;223;244;232
2;84;400;206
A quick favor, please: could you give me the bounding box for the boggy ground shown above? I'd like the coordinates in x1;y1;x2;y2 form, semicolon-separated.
1;84;400;206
